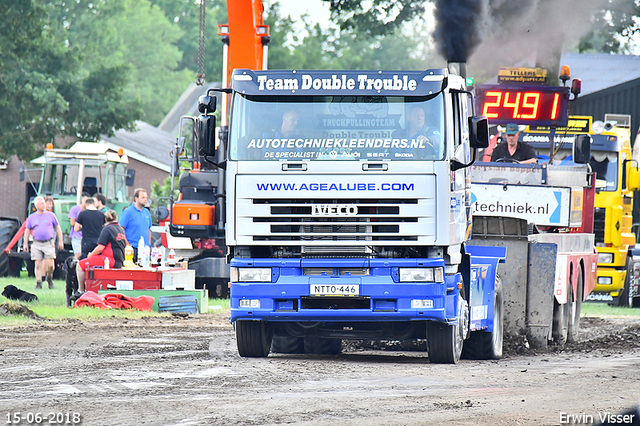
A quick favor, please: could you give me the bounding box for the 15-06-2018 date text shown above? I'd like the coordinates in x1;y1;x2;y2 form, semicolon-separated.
5;412;81;425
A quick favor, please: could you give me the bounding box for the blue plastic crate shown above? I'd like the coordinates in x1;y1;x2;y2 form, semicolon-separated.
158;295;199;314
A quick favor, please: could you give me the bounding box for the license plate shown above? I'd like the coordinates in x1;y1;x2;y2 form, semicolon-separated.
310;284;359;296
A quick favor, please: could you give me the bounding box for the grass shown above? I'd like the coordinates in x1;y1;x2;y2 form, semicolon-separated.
581;301;640;318
0;274;230;326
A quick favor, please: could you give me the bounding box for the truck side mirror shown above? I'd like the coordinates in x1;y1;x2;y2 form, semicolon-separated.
197;95;216;114
126;169;136;187
19;164;25;182
469;116;489;149
573;134;591;164
627;161;640;192
154;205;170;221
197;115;217;157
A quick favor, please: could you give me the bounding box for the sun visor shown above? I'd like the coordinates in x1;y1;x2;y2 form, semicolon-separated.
231;69;447;96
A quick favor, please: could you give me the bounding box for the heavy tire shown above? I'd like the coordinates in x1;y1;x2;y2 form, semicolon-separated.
552;273;573;346
618;255;640;308
0;219;20;277
462;276;503;360
235;320;272;357
427;295;466;364
303;336;342;355
567;268;584;343
271;334;304;354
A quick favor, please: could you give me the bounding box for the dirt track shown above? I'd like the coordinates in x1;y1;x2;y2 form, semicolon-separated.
0;314;639;426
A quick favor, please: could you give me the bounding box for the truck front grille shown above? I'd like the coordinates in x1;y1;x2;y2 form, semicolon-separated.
593;208;605;244
251;198;420;243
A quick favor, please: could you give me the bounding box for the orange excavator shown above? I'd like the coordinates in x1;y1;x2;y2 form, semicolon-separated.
166;0;269;297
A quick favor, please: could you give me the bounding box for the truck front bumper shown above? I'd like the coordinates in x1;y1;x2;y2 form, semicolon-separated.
229;258;458;324
593;267;626;295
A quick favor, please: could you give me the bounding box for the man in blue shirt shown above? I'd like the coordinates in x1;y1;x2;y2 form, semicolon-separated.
119;188;152;262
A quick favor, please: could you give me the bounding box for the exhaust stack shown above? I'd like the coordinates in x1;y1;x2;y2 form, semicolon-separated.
447;62;467;79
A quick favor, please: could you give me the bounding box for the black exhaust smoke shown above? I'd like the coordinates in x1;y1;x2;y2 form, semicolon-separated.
433;0;604;78
433;0;486;63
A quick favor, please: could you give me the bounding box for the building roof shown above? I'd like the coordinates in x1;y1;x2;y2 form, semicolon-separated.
158;81;222;136
560;53;640;96
100;121;175;172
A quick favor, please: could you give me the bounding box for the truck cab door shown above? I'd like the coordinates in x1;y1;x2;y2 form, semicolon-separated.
451;92;473;243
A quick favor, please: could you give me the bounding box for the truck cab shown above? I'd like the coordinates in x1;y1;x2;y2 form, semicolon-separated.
189;69;506;363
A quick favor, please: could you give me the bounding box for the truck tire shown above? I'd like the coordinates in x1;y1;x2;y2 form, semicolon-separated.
427;295;466;364
0;219;20;277
552;274;573;346
271;334;304;354
618;258;634;308
462;276;503;360
567;268;583;343
303;336;342;355
235;320;272;357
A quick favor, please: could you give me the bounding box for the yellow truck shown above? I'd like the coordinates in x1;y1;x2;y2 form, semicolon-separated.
522;114;640;305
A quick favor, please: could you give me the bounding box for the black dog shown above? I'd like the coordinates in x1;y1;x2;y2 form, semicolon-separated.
64;256;79;308
2;285;38;303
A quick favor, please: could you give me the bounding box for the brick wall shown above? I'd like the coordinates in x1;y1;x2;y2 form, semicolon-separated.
0;156;41;221
125;159;170;203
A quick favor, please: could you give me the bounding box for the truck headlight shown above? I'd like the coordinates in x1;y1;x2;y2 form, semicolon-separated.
598;277;613;285
399;267;444;283
230;267;272;282
597;253;614;264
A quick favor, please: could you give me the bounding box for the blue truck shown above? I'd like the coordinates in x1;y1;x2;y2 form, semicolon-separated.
174;68;507;363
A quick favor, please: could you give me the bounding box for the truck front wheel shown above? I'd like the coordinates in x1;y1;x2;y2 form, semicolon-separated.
427;296;467;364
235;320;272;357
271;334;304;354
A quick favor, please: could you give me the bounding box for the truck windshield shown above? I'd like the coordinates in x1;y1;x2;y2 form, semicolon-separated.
229;93;445;161
590;152;618;191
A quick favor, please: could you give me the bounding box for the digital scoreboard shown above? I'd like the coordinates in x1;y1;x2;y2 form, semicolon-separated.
475;84;570;127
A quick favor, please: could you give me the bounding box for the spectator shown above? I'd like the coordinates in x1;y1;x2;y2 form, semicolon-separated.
44;196;54;212
119;188;152;262
75;198;106;259
24;196;64;289
68;194;89;259
76;210;127;294
93;193;109;213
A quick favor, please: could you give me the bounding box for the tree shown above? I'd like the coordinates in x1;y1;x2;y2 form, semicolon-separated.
265;2;434;71
0;0;141;161
150;0;228;85
578;0;640;53
51;0;194;126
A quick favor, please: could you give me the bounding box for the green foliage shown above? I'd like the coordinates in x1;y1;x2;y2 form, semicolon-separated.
150;0;228;86
51;0;194;126
266;2;434;71
0;0;141;161
323;0;426;37
578;0;640;53
150;175;179;216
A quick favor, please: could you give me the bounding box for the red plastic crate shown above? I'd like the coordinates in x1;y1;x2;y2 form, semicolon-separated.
85;267;162;292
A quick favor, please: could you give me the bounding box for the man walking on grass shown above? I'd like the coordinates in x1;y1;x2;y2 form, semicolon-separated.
24;196;64;289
